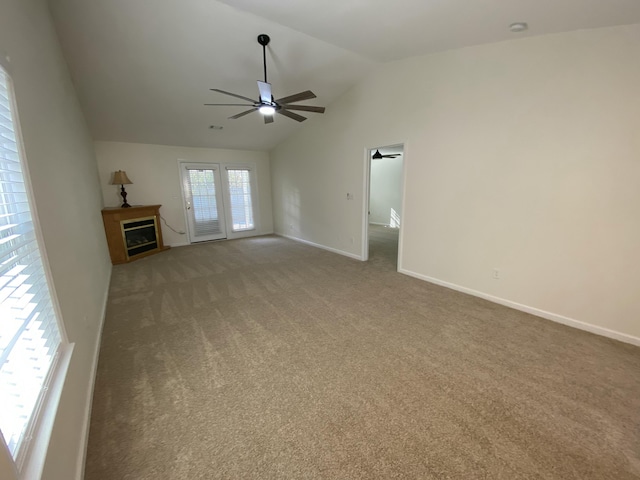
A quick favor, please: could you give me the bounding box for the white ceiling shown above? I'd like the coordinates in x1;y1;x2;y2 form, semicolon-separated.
48;0;640;151
218;0;640;62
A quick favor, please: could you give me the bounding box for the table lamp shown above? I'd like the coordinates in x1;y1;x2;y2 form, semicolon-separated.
111;170;133;208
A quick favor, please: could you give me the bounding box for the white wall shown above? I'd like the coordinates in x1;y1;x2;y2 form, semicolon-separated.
94;141;273;246
270;24;640;343
370;156;403;226
0;0;112;478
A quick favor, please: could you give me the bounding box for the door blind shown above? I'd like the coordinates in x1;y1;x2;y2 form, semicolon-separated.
185;168;223;236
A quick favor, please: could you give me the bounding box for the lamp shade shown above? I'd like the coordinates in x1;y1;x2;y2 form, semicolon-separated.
111;170;133;185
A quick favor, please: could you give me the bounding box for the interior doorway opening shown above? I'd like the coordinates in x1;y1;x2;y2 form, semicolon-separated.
363;144;405;270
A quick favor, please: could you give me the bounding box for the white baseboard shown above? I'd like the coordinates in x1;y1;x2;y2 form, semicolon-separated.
276;233;362;261
75;266;112;480
399;268;640;347
369;222;389;226
167;242;190;248
169;231;274;249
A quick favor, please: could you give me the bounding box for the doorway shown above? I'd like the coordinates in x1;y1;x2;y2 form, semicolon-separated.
180;163;227;242
364;144;404;269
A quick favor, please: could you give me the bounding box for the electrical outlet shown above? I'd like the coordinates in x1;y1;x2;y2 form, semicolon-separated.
492;268;500;280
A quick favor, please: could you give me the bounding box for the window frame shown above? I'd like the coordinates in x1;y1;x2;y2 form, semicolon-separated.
221;164;259;236
0;59;73;480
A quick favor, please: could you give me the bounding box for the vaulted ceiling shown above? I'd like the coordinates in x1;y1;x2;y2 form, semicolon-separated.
48;0;640;151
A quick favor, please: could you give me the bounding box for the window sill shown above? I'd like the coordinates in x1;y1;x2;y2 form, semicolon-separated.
17;343;74;480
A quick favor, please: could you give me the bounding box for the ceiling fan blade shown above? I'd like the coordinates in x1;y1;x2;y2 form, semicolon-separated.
281;105;325;114
278;109;307;122
275;90;316;104
229;108;258;119
383;154;399;158
204;103;254;106
258;81;272;103
264;114;274;124
210;89;257;104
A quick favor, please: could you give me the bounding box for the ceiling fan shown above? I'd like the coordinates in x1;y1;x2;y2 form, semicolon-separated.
205;34;325;124
372;149;401;159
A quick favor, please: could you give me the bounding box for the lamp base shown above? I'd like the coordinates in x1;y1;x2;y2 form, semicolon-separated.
120;185;131;208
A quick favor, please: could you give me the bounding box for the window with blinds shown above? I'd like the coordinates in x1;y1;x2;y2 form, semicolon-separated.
226;168;255;231
0;66;64;468
186;168;223;237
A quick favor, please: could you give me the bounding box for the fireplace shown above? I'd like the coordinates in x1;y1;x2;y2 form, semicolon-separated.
121;216;159;259
102;205;169;264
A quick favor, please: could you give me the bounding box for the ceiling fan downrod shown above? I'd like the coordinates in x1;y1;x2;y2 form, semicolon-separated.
257;34;270;83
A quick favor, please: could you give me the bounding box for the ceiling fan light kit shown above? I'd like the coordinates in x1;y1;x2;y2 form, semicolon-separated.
258;105;276;115
205;34;325;124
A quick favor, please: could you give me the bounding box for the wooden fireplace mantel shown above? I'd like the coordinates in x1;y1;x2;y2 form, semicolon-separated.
101;204;169;265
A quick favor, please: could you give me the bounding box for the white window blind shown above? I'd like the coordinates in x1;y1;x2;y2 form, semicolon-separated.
226;168;254;231
0;66;63;468
185;168;223;236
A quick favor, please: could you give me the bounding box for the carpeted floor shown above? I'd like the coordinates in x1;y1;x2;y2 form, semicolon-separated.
85;231;640;479
368;224;399;270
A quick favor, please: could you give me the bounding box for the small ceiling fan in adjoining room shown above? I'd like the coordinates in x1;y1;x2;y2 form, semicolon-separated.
372;149;401;159
205;34;325;124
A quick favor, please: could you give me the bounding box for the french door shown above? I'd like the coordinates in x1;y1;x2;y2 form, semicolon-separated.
180;163;227;242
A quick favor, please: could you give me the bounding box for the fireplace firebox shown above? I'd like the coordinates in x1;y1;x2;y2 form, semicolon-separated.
122;216;158;258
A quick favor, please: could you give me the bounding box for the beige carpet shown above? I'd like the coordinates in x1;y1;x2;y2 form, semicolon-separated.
368;224;399;270
85;233;640;479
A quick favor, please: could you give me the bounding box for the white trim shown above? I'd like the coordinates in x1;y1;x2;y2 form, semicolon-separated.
362;142;406;267
167;242;190;248
74;266;112;480
399;268;640;347
19;344;74;480
277;234;362;261
396;143;409;272
361;148;371;261
176;159;193;244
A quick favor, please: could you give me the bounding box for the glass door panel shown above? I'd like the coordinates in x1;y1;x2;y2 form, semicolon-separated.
180;163;227;242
